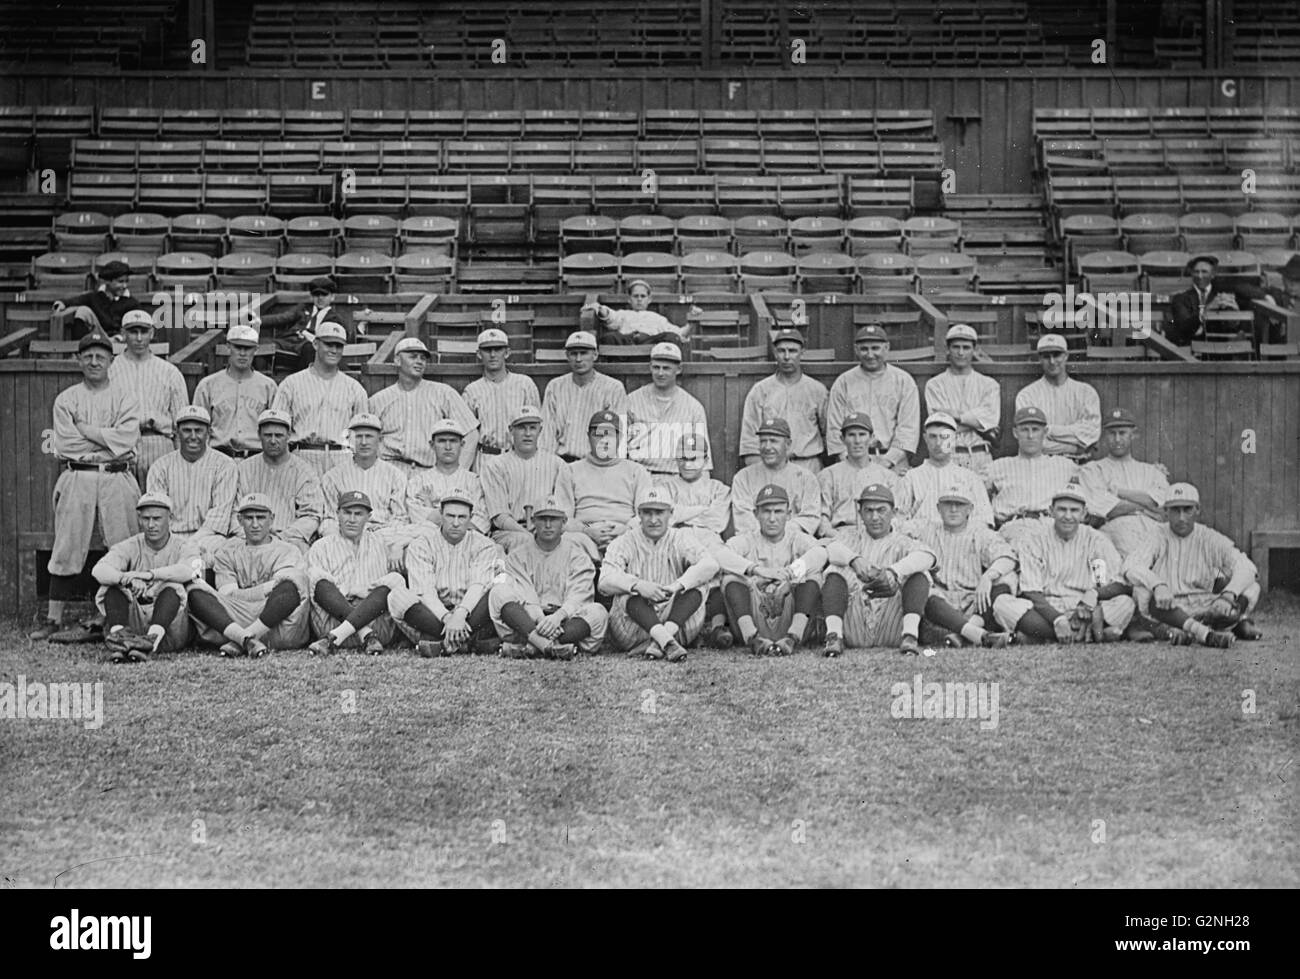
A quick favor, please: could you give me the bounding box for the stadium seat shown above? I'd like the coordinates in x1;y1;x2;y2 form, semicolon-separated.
405;112;467;140
1180;175;1249;215
393;252;455;292
68;172;137;215
915;252;977;297
903;216;961;257
656;176;717;219
581;111;640;140
284;216;342;257
1191;339;1254;361
644;110;700;141
635;139;701;173
398;216;459;258
739;251;797;293
52;211;111;255
343;176;407;218
778;175;843;219
560;215;618;256
158;110;221;140
572;140;635;172
789;216;845;256
226;215;285;257
1178;212;1236;253
205;174;270;217
137;141;203;171
379;140;442;173
1121;213;1181;254
732;215;788;254
342;215;399;256
99;108;161;138
215;252;274;292
680;251;739;292
797;252;857;294
111;212;170;262
334;251;394;294
154;252;214;292
407;176;470;223
533;176;593;238
858;253;917;295
1139;251;1193;299
261;140;322;171
675;215;732;253
1236;213;1293;251
717;176;781;219
1078;250;1141;292
619;252;679;292
560;252;619;292
221;109;283;139
823;140;882;176
523;110;582;140
445;140;511;173
847;177;913;219
322;141;381;174
618;214;675;254
136;173;203;216
703;138;763;173
468;174;530;242
169;214;227;258
72;139;138;170
274;253;334;290
585;176;644;223
846;217;904;256
512;140;574;173
763;140;822;174
32;252;92;290
285;111;346;141
203;140;261;171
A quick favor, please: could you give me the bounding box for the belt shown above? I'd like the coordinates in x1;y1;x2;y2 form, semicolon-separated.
996;509;1048;528
65;461;129;473
381;455;430;469
478;444;503;456
954;444;989;454
791;454;821;462
216;446;259;459
294;441;346;451
559;452;582;464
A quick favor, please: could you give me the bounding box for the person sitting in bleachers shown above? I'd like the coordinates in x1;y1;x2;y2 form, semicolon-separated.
51;260;143;340
258;276;361;371
585;280;690;346
1167;254;1280;346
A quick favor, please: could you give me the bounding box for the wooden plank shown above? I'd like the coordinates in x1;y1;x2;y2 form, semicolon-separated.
0;328;37;358
171;330;226;369
0;373;17;612
369;331;401;365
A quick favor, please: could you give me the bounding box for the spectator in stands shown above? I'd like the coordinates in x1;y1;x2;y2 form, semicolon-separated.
586;280;690;346
1168;255;1280;347
51;260;143;340
259;276;360;371
1014;334;1100;461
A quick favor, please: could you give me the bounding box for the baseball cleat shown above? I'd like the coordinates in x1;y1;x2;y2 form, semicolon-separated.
748;635;775;657
473;636;503;656
980;632;1011;649
49;625;99;644
702;624;734;649
822;632;843;658
898;634;921;656
106;644;129;664
772;635;797;657
219;640;245;658
624;638;654;659
416;640;444;658
500;642;532;659
1165;628;1194;646
1233;619;1262;641
243;636;269;659
364;634;385;656
1126;626;1156;643
662;638;688;663
1205;630;1236;649
547;643;577;661
27;619;63;642
308;637;335;657
941;632;964;648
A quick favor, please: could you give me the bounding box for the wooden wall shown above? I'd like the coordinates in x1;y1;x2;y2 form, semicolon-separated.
1;358;1295;613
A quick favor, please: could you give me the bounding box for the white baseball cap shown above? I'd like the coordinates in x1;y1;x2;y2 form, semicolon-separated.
477;328;509;348
946;323;978;343
136;491;173;511
174;405;212;426
121;309;154;330
924;412;958;431
1165;482;1200;506
257;408;292;430
1037;333;1068;353
650;341;682;363
565;330;597;350
430;418;465;439
347;412;382;432
635;486;674;510
395;336;430;355
316;321;347;343
509;405;543;428
226;324;259;346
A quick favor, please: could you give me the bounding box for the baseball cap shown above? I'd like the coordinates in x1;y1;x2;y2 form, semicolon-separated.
754;484;790;508
635;486;674;510
77;331;114;354
236;493;274;515
97;260;130;280
1013;406;1048;426
771;328;806;348
347;412;382;432
1102;408;1139;430
429;418;465;439
315;321;346;343
650;341;683;363
257;408;292;430
840;412;874;434
1165;482;1200;506
439;490;475;510
337;490;373;511
395;336;430;355
855;323;888;343
532;496;568;519
226;324;259;346
135;491;173;511
938;486;972;505
857;483;895;506
924;412;958;432
121;309;153;330
477;328;509;349
677;431;709;457
1186;254;1219;271
588;409;621;432
509;405;543;428
945;323;979;343
1036;333;1068;353
565;330;597;350
1051;483;1087;506
174;405;212;427
756;417;792;438
626;278;652;293
308;276;335;295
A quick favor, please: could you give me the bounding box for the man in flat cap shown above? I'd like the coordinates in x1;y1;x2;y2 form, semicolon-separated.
318;413;408;547
895;412;995;532
826;323;920;473
624;342;712;480
815;412;898;539
1078;408;1171;560
109;308;188;486
567;409;652;559
259;275;359;372
1014;333;1100;462
480;405;576;553
730;416;822;537
405;418;490;533
923;322;1001;477
462;328;540;467
272;320;369;477
51;259;143;339
539;331;627;463
146;404;238;565
740;329;828;471
369;335;479;473
193;323;278;460
235;408;324;554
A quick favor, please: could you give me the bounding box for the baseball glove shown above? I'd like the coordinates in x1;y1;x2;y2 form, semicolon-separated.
862;567;900;598
758;582;787;621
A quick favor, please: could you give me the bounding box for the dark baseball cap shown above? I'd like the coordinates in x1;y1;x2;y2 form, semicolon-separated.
754;483;790;508
770;328;805;348
1102;408;1139;430
1013;406;1048;426
756;416;792;438
855;323;888;343
840;411;874;434
78;331;114;354
588;409;621;432
857;483;895;506
338;491;373;511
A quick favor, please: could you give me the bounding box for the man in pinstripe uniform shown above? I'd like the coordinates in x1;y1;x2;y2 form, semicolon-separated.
110;308;188;486
539;331;628;463
985;406;1084;544
1079;408;1171;560
1015;334;1101;461
480;405;575;553
663;432;730;545
894;413;995;533
624;342;712;480
462;328;540;467
369;336;479;473
738;329;828;472
405;419;490;534
730;416;821;537
318;413;408;547
922;323;1001;477
825;324;920;473
146;404;237;565
235;409;324;554
193;323;277;460
816;413;898;540
272;321;369;476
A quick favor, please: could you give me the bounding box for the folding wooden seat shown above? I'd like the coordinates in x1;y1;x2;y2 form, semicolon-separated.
560;253;618;292
137;173;203;216
821;140;881;176
342;215;398;256
788;216;845;257
72;139;138;170
323;141;381;174
759;110;819;141
393;252;455;292
1091;108;1152;139
1120;213;1180;254
797;252;857;294
444;141;510;173
334;251;394;294
618;214;675;254
739;250;797;293
260;140;322;171
338;175;404;218
858;253;917;295
680;251;739;292
284;216;342;256
1139;251;1193;300
1078;250;1141;293
1246;174;1300;213
847;177;913;219
872;110;935;139
99;108;161;138
203;140;261;171
169;213;226;257
1150;108;1208;138
397;216;459;258
1037;138;1106;177
405;111;466;140
153;252;214;292
220;109;283;139
52;211;111;255
778;175;842;219
215;252;274;292
846;217;903;256
453;264;555;296
32;252;92;290
572;175;640;224
656;176;717;219
572;140;635;172
375;140;439;174
1207;107;1270;139
512;140;574;173
1235;212;1293;251
521;111;580;141
716;176;781;219
467;175;530;244
425;310;482;341
348;110;409;140
1102;138;1166;175
635;139;701;173
816;110;881;140
702;111;759;140
136;141;203;171
260;172;329;218
1161;138;1225;172
732;215;788;254
226;215;285;257
643;110;700;141
1225;138;1287;172
915;252;977;297
284;110;347;141
463;111;524;140
111;212;170;261
1180;175;1248;215
1191;339;1254;361
560;215;618;255
902;216;959;258
33;106;94;174
580;112;640;140
531;175;591;240
1178;212;1236;253
702;138;763;173
274;252;334;290
1114;176;1181;216
675;215;732;253
619;252;679;292
205;173;269;217
1046;176;1116;225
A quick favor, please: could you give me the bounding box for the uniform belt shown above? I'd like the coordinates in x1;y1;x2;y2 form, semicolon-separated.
478;444;503;455
294;441;346;451
381;455;429;469
559;452;582;463
216;446;258;459
954;444;989;453
791;454;821;462
64;461;129;473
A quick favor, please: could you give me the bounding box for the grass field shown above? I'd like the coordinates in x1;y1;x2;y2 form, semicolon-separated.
2;602;1297;888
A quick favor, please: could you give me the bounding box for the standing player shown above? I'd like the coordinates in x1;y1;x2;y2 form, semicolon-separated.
825;324;920;472
894;413;994;532
624;342;711;480
110;308;188;485
369;336;479;473
490;496;610;660
1124;482;1261;647
235;409;324;553
567;410;652;559
1015;334;1101;460
405;419;489;533
462;328;540;467
1079;408;1171;559
821;484;936;657
92;492;198;662
258;275;358;371
272;321;369;476
186;493;312;658
539;331;628;462
480;405;575;553
146;405;238;565
318;413;408;543
923;323;1001;476
985;406;1084;543
730;417;821;536
599;487;721;662
193;323;278;461
816;413;898;539
739;329;828;471
30;330;142;642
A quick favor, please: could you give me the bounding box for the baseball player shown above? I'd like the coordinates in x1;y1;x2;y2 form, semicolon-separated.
539;330;628;462
1079;408;1171;559
567;409;652;559
145;405;237;566
369;335;479;473
258;275;359;371
1123;482;1261;647
599;486;721;662
923;323;1001;476
815;412;898;539
30;330;142;643
462;328;541;467
825;323;920;471
186;493;312;657
821;484;936;657
51;258;142;338
272;320;369;476
894;413;995;532
739;329;828;471
720;484;828;656
913;487;1017;649
92;492;198;662
306;491;420;656
404;419;490;534
1015;334;1101;460
480;405;575;553
192;323;278;460
318;413;408;544
624;342;712;479
662;432;731;544
400;492;506;657
730;416;822;537
985;406;1085;543
489;495;610;660
990;484;1136;644
235;408;324;553
110;308;188;485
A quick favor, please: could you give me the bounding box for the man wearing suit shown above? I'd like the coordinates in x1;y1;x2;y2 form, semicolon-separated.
258;275;362;371
1166;255;1268;346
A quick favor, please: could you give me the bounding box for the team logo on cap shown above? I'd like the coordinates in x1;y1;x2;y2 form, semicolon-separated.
237;493;273;514
755;484;790;507
636;487;673;510
136;491;173;511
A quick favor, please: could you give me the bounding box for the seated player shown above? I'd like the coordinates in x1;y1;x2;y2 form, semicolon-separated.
599;487;720;663
586;279;690;346
894;412;994;532
821;484;936;658
318;412;408;546
1079;408;1171;559
720;484;828;657
307;491;420;657
816;412;898;539
91;492;199;663
567;409;652;560
489;496;610;661
986;406;1083;544
404;419;489;533
401;492;505;657
146;404;238;565
913;487;1017;650
729;416;821;537
480;405;575;553
990;484;1135;645
235;408;324;553
186;494;312;658
1123;482;1262;648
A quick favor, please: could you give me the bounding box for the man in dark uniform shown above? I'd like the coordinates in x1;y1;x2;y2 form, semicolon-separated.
51;260;144;340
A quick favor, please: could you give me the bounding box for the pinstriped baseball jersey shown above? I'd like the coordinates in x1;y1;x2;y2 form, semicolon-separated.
501;537;596;611
95;532;200;583
662;475;731;536
739;374;829;458
193;369;278;451
569;457;653;527
108;354;188;439
1124;524;1255;597
817;460;899;530
1015;377;1101;456
829;527;936;571
985;454;1081;522
539;372;628;459
730;462;822;537
480;451;575;525
404;526;504;605
896;461;995;529
914;523;1014;597
236;454;324;542
308;532;392;597
923;369;1001;450
1016;524;1123;605
368;379;478;467
825;364;921;457
405;466;490;533
624;383;712;474
463;371;541;451
146;449;238;537
272;367;369;447
725;525;822;569
213;538;304;590
53;381;141;462
319;458;408;535
602;527;709;586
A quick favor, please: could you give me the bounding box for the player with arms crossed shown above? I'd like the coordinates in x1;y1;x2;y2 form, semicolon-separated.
404;419;489;533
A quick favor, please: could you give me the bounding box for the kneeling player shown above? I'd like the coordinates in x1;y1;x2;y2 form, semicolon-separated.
914;487;1017;649
91;492;198;662
490;497;609;660
821;484;936;657
187;493;311;657
720;484;827;657
599;487;720;663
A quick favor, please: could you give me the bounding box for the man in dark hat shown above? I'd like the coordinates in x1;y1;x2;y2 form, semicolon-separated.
51;260;143;339
1167;254;1265;346
258;275;359;371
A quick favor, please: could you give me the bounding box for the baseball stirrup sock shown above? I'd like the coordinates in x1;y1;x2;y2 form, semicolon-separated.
188;589;234;632
821;573;848;615
150;588;181;627
103;586;131;628
260;580;302;629
559;617;590;644
1015;609;1058;641
722;580;753;618
667;590;702;627
901;573;929;614
499;601;537;638
624;595;661;632
792;581;819;615
924;595;970;632
313;579;355;619
402;602;444;638
344;586;391;630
